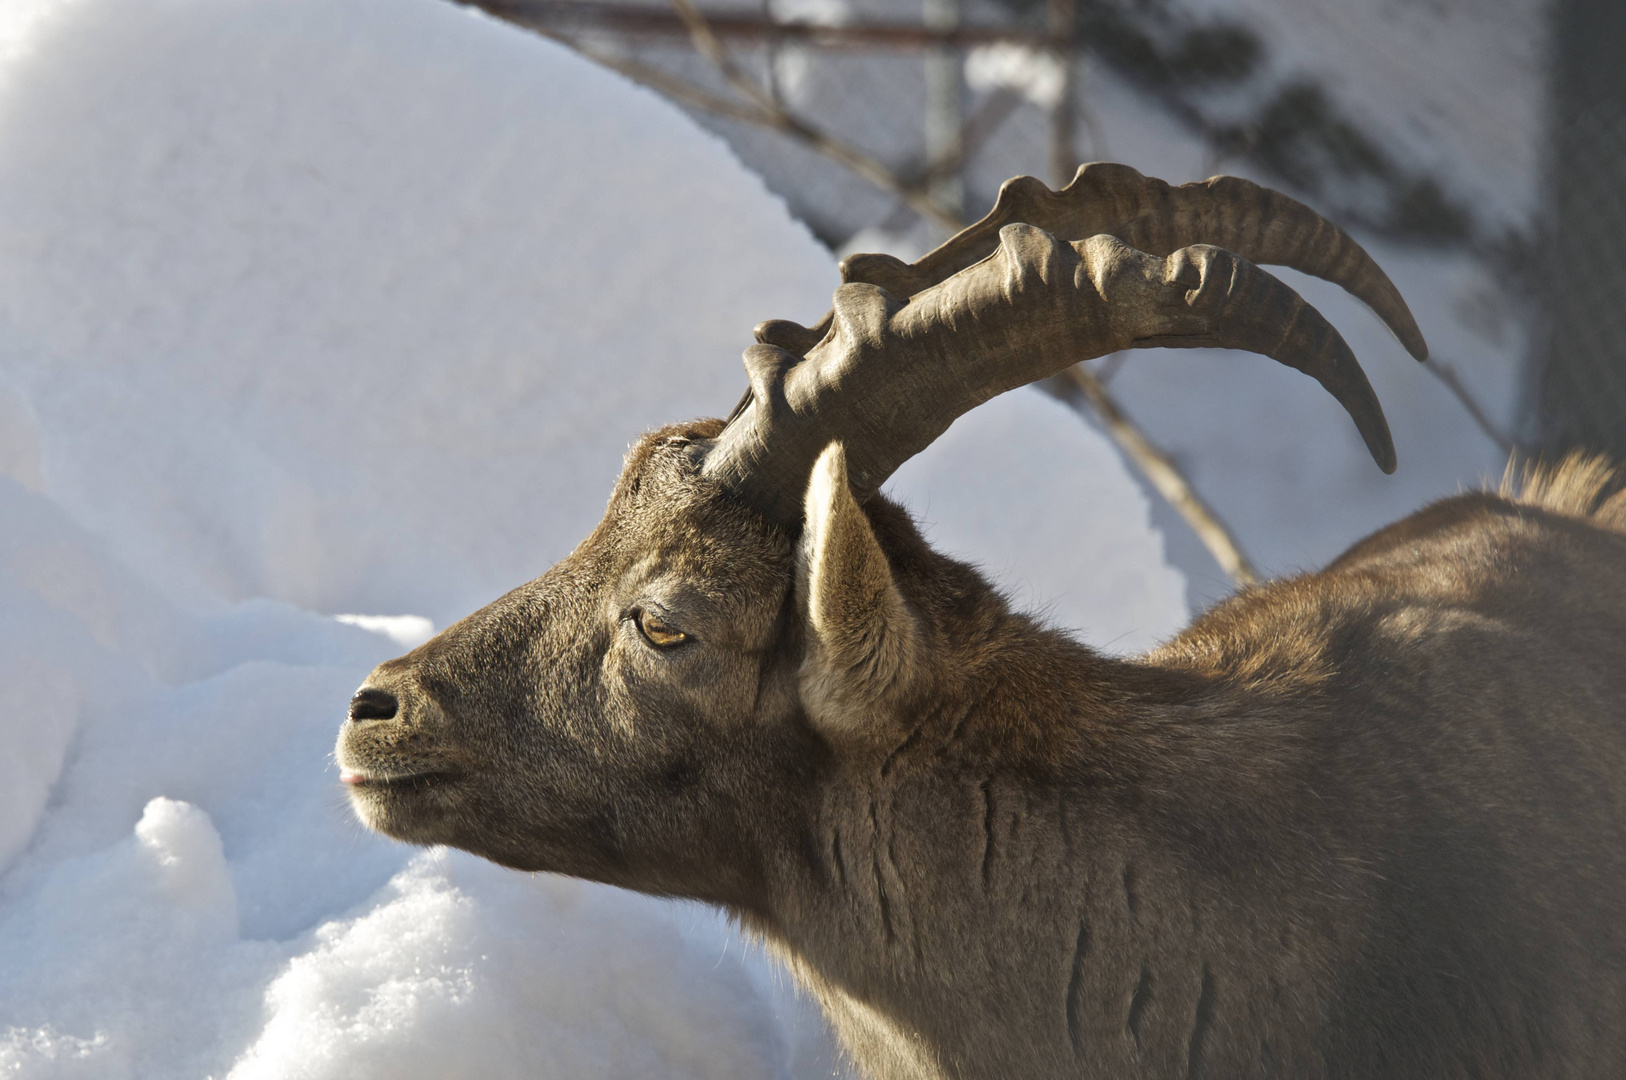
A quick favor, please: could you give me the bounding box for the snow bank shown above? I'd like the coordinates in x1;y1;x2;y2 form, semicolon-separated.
0;0;1183;1076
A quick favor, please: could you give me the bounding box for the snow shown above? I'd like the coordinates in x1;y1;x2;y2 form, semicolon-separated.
334;614;438;650
0;0;1184;1076
891;390;1187;650
1186;0;1550;231
966;42;1067;109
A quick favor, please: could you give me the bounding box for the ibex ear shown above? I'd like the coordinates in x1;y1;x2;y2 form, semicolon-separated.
796;442;921;741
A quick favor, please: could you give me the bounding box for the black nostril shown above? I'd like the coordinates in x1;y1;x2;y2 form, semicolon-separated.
349;686;399;722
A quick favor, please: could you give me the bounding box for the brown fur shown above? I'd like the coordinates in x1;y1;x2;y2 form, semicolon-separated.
338;436;1626;1079
1504;451;1626;528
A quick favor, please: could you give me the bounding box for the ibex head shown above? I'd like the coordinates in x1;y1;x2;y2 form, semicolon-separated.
340;417;807;904
336;162;1424;911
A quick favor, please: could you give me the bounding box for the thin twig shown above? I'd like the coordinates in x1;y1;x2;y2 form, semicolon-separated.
927;87;1022;187
538;32;772;124
1422;355;1515;455
870;89;1022;235
668;0;777;112
664;0;966;232
541;26;962;230
1044;364;1261;587
1093;352;1130;385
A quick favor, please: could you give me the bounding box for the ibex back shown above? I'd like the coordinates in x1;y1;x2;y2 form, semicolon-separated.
336;163;1626;1078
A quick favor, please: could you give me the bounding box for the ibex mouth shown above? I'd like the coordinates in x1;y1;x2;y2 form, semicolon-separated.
339;757;469;845
340;768;462;789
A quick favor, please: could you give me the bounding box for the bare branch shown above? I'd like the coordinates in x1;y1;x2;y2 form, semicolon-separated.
539;31;773;125
1044;364;1261;587
907;88;1022;192
663;0;966;232
533;23;965;231
666;0;777;113
1423;355;1515;455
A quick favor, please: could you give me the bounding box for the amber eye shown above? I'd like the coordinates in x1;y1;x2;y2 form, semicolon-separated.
637;609;689;648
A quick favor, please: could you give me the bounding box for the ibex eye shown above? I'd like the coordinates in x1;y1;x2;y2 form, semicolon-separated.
636;609;689;648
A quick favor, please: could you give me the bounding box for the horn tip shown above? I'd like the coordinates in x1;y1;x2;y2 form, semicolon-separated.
1368;431;1398;474
1375;290;1429;362
1349;379;1398;474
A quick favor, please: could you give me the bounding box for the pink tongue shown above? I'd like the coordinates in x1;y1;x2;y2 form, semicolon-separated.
339;769;366;785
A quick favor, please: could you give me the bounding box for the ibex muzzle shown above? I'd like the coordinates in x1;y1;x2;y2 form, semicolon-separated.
338;164;1626;1079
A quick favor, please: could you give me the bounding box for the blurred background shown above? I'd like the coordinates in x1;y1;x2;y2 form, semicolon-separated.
477;0;1625;604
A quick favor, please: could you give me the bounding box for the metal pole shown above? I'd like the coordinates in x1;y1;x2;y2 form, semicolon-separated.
1047;0;1077;187
923;0;963;219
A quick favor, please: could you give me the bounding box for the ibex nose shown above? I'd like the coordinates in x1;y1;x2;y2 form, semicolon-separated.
348;686;399;722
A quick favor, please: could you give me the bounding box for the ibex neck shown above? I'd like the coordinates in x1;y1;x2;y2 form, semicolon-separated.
749;632;1268;1079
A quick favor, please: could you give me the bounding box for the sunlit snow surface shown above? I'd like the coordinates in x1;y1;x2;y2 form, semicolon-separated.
0;0;1185;1075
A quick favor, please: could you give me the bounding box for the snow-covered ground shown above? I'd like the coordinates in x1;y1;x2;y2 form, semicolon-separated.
0;0;1185;1075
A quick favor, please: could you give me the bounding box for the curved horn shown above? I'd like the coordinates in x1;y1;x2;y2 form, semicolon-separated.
704;224;1393;527
760;163;1426;364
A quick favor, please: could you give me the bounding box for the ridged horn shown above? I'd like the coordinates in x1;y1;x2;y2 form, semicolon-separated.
822;162;1427;363
704;222;1394;528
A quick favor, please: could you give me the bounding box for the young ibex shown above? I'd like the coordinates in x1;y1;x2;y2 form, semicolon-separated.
337;163;1626;1078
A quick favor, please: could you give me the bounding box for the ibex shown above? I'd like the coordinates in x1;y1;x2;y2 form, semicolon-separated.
336;163;1626;1078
